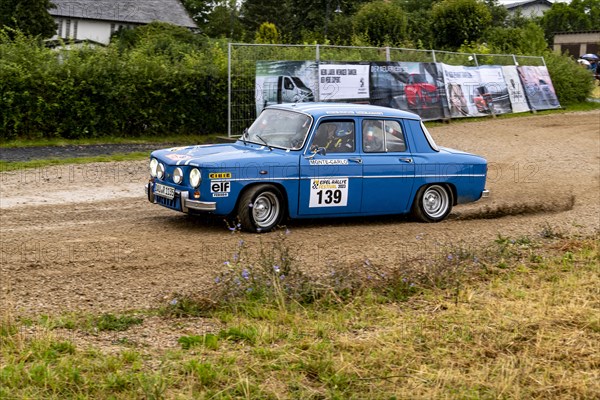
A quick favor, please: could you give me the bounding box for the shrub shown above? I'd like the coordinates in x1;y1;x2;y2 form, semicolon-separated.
544;51;595;105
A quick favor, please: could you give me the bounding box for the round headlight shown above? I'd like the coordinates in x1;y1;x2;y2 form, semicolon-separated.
189;168;201;188
173;167;183;184
149;158;158;177
157;163;165;179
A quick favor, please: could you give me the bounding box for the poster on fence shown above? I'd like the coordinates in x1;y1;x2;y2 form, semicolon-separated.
477;66;513;115
318;62;370;101
441;64;486;118
255;61;318;115
517;66;560;111
369;62;446;120
501;66;530;113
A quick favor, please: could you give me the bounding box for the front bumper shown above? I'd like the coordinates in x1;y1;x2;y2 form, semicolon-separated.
145;182;216;213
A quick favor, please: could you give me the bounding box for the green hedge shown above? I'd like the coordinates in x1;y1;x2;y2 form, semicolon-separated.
0;26;595;142
0;28;228;141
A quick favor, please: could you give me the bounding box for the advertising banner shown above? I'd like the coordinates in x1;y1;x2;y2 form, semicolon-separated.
319;63;370;101
255;61;318;115
477;66;512;115
253;60;559;120
370;62;447;120
517;66;560;110
441;64;486;118
501;66;530;113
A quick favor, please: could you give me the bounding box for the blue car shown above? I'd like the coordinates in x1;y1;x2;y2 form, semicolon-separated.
145;103;489;232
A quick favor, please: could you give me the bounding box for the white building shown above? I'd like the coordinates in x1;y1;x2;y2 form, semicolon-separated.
504;0;553;18
49;0;197;45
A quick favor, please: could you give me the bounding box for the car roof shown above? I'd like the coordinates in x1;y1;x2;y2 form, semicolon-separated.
268;102;421;121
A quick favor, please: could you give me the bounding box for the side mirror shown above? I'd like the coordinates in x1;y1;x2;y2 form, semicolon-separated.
306;145;327;159
311;145;327;156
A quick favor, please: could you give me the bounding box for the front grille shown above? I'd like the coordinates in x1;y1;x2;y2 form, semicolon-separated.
156;195;178;210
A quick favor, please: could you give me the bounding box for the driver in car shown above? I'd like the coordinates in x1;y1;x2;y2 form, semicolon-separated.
314;122;354;152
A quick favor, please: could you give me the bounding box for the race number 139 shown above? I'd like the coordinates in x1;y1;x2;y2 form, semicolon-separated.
309;178;349;207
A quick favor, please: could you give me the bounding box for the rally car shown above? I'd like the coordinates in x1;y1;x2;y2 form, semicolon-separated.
145;103;489;232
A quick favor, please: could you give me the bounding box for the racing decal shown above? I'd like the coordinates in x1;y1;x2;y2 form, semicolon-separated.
211;180;231;197
166;154;192;161
309;178;348;207
309;159;349;166
209;172;232;179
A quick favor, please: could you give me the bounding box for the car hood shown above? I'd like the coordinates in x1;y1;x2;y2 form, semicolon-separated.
151;143;296;166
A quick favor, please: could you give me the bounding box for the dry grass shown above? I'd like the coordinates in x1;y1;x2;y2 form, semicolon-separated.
1;235;598;399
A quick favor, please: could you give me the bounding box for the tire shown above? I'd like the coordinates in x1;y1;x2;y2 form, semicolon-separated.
412;184;453;222
238;185;284;233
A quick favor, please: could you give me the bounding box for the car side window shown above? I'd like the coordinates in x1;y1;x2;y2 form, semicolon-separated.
363;119;406;153
384;120;406;152
312;120;355;153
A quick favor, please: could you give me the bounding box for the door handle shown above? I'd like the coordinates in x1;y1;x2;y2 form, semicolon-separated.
399;158;413;163
349;158;362;164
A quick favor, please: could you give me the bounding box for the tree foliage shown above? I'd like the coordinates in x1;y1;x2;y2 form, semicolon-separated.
0;0;57;39
255;22;279;44
431;0;492;50
353;1;408;46
540;0;600;42
241;0;291;39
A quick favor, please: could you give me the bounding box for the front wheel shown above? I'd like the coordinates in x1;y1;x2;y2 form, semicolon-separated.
412;184;453;222
238;185;284;233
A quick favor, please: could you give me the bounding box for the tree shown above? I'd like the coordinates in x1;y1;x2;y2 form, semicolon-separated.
353;1;408;46
241;0;291;39
181;0;212;26
540;0;600;43
255;22;279;44
202;0;244;40
0;0;57;39
482;0;507;28
431;0;492;50
483;22;548;55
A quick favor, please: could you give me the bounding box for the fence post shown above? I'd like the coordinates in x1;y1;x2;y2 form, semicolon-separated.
227;42;232;138
473;53;479;66
385;46;390;62
316;44;320;102
512;54;518;66
432;50;437;63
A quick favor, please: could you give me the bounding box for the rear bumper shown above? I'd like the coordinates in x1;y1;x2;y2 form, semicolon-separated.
145;182;216;213
481;189;490;198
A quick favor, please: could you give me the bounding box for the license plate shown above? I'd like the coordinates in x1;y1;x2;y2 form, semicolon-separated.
154;183;175;200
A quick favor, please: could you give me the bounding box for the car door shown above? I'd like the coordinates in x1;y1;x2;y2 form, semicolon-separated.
360;118;415;214
298;118;363;215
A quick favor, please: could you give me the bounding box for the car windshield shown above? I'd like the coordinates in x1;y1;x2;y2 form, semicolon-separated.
245;109;312;150
291;77;310;90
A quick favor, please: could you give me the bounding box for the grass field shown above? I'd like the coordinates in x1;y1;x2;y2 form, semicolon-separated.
1;230;598;399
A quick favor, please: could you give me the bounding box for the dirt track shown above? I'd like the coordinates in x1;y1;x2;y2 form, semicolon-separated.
1;111;599;317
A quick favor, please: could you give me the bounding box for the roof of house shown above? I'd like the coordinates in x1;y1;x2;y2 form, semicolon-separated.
49;0;197;28
504;0;553;10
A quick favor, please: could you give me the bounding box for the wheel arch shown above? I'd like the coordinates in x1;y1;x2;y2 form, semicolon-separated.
412;182;456;208
235;182;290;219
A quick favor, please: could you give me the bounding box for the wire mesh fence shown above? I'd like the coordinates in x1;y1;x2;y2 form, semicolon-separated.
228;43;545;136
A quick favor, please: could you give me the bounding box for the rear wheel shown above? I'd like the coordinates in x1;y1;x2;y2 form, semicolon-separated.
238;185;284;233
412;184;453;222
